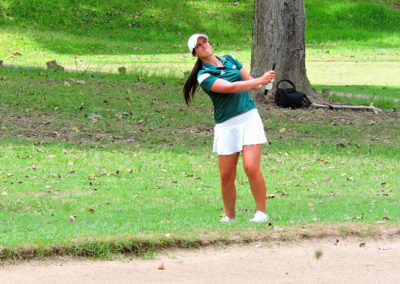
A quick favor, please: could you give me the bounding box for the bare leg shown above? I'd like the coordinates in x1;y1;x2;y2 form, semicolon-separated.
242;144;266;213
218;153;240;219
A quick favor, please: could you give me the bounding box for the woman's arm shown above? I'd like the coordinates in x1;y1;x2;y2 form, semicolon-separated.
239;68;254;81
240;68;261;90
210;71;275;94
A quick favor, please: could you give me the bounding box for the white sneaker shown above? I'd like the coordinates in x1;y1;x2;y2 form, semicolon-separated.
250;211;269;223
220;216;235;223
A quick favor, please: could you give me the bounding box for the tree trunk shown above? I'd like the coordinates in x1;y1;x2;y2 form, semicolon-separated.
251;0;318;103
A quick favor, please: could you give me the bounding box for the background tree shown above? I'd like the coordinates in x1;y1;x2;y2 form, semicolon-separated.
251;0;317;102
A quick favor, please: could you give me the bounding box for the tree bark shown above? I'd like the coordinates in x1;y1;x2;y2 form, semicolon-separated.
251;0;318;103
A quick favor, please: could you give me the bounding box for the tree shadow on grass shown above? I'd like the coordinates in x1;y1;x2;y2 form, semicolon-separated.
0;0;252;55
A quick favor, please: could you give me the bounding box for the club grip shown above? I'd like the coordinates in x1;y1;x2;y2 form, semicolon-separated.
263;79;274;95
265;79;274;90
263;62;276;96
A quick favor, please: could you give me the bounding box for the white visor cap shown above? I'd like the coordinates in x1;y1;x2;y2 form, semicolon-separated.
187;33;209;53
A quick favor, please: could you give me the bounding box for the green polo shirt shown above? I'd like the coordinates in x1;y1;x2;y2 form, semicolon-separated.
197;54;256;124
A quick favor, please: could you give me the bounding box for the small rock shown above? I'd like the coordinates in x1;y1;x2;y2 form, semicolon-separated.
46;60;58;70
118;67;126;75
46;60;64;71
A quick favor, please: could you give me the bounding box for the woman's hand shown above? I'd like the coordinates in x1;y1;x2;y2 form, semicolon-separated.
259;70;275;85
251;71;275;90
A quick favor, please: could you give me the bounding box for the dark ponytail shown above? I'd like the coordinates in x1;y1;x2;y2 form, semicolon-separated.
183;58;202;106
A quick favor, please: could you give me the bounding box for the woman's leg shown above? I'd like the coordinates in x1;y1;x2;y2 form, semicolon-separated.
218;152;240;219
242;144;266;213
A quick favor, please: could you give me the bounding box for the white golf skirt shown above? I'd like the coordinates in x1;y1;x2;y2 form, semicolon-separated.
213;109;267;155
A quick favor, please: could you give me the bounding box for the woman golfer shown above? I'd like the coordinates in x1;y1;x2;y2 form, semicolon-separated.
183;33;275;223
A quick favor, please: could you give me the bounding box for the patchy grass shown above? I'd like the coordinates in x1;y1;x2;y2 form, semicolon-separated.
313;84;400;110
1;67;399;259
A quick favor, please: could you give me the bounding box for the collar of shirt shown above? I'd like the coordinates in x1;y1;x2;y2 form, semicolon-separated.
202;56;229;70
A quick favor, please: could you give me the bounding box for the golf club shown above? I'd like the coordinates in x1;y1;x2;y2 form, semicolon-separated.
264;11;288;96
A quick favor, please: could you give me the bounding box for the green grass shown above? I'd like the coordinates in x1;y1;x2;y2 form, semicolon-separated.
306;0;400;47
313;84;400;110
0;0;253;56
1;67;399;259
1;0;399;110
1;0;400;259
1;0;400;60
1;0;399;53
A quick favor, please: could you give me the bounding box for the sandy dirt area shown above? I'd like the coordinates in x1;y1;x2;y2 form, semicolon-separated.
1;237;399;284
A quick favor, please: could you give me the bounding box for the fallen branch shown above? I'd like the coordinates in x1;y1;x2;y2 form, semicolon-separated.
311;102;382;114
